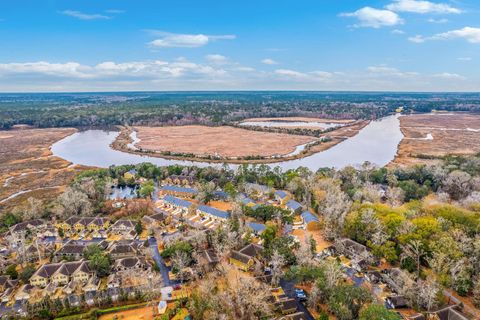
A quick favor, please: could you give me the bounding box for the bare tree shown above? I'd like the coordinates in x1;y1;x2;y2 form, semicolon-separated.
416;277;439;311
172;251;190;283
442;170;472;200
57;187;92;218
401;240;427;279
23;197;43;220
386;187;405;206
270;249;286;286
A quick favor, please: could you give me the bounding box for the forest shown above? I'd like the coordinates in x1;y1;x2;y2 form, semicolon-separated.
1;91;480;129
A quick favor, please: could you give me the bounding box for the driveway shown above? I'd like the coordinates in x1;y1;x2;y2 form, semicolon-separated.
279;278;315;320
148;236;171;287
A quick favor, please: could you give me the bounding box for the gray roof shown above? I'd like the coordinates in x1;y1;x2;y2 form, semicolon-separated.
286;200;302;211
301;211;319;224
162;195;193;208
160;185;198;194
198;205;230;219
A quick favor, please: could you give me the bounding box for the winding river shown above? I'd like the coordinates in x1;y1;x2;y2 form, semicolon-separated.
51;115;403;171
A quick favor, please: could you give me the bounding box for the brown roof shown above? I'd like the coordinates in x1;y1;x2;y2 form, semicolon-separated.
231;250;253;265
10;219;45;233
239;243;263;258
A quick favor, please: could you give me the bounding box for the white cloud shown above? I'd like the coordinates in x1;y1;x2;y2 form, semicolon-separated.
60;10;111;20
367;65;419;77
428;18;448;24
433;72;465;80
0;61;93;78
457;57;472;61
392;29;405;34
148;31;236;48
205;54;228;64
411;27;480;44
408;35;426;43
386;0;462;14
274;69;333;82
431;27;480;43
261;58;278;65
105;9;125;14
341;7;403;28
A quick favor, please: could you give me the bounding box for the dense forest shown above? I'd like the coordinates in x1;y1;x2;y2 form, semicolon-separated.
1;91;480;129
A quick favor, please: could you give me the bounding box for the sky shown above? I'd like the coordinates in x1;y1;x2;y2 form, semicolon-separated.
0;0;479;92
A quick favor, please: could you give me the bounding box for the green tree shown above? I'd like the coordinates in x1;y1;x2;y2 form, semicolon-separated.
138;180;155;198
19;265;36;283
4;264;18;279
359;304;401;320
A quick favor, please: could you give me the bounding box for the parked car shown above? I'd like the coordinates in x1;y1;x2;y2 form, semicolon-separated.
295;289;307;302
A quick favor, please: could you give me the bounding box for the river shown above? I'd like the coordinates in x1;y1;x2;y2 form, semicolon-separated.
51;115;403;171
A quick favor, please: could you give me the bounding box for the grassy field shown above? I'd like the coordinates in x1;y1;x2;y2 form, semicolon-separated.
393;113;480;166
0;127;88;211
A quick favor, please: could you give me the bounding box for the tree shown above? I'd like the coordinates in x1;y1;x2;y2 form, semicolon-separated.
84;244;112;277
5;264;18;279
135;221;143;235
401;240;426;279
473;277;480;308
442;170;472;200
270;249;286;286
138;180;155;198
359;304;401;320
171;251;191;283
327;284;372;320
23;197;44;220
416;277;440;311
57;187;92;218
19;265;36;283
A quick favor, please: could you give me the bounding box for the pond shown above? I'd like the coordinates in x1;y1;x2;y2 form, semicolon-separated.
51;115;403;171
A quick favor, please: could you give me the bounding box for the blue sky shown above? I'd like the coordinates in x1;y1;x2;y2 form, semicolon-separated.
0;0;479;92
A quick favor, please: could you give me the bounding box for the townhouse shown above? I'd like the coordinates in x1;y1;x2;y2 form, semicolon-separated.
159;185;198;198
30;260;93;287
229;243;264;272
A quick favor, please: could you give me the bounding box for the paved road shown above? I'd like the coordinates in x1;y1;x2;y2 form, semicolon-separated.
148;236;171;287
279;278;315;320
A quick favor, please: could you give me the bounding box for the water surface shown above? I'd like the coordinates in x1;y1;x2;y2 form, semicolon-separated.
51;115;402;171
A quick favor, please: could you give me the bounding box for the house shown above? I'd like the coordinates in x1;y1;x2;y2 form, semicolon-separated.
113;256;151;272
245;183;272;198
8;219;48;246
109;219;136;235
164;175;195;186
142;212;166;228
429;305;469;320
30;260;93;287
335;238;374;269
55;241;87;261
274;190;289;203
196;205;230;221
159;185;198;198
15;284;34;301
300;211;320;230
108;240;145;260
285;200;303;215
20;242;54;263
0;275;18;297
385;295;408;309
229;243;264;271
59;216;110;233
197;249;219;273
159;195;194;214
246;222;266;235
276;298;298;315
124;169;137;180
279;312;308;320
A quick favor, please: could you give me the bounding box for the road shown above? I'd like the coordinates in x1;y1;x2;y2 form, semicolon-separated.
279;278;315;320
148;236;171;287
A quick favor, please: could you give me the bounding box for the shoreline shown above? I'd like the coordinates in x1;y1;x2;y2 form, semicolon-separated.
110;121;370;165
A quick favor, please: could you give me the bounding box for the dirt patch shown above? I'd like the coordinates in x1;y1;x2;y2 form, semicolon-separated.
392;113;480;166
133;125;316;158
0;128;88;210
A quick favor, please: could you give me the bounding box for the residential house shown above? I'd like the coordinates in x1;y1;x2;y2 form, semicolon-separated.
159;195;194;215
246;222;266;235
274;190;289;203
109;219;137;236
285;200;303;215
276;298;298;315
0;275;18;302
196;205;230;222
8;219;48;246
300;211;320;230
107;240;145;260
279;312;308;320
159;185;198;198
407;305;470;320
245;183;272;198
385;295;408;309
30;260;93;287
54;241;87;261
142;212;166;229
113;256;151;273
335;238;375;269
229;243;264;272
196;249;219;273
123;169;137;181
163;175;195;186
59;216;110;233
